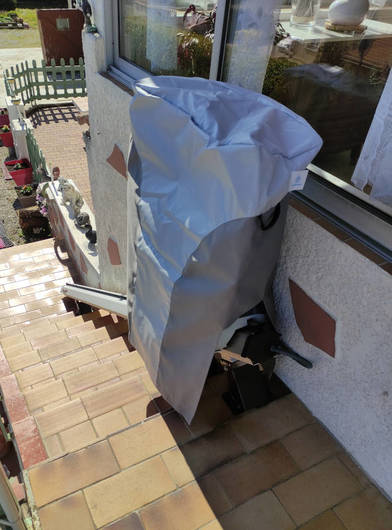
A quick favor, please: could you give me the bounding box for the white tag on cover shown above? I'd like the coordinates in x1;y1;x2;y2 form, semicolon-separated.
289;170;308;191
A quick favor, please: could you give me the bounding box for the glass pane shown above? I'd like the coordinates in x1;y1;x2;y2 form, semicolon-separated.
222;0;392;194
119;0;218;77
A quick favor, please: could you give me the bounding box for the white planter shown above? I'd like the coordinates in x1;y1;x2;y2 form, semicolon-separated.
328;0;369;26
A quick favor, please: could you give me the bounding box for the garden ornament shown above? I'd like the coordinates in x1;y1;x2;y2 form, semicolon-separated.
59;178;84;217
75;212;90;228
84;224;97;245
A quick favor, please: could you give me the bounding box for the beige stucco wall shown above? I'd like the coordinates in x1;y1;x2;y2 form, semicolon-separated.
274;207;392;499
82;27;131;294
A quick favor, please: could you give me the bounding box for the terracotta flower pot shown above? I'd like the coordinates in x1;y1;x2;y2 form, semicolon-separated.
0;114;9;127
0;131;13;148
5;159;33;186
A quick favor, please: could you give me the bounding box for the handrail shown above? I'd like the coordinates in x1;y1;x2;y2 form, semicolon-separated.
61;283;127;317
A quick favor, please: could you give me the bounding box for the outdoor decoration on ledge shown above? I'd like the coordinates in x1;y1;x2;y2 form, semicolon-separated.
57;177;97;246
81;0;97;33
59;177;84;217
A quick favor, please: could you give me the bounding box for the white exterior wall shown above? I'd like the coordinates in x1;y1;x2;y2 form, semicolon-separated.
274;206;392;498
82;19;132;293
84;0;392;498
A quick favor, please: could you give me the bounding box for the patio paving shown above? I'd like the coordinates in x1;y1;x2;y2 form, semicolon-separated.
0;239;391;529
30;104;93;211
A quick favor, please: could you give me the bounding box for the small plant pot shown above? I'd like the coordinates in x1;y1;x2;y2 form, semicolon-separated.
5;159;33;186
0;131;14;148
16;189;36;208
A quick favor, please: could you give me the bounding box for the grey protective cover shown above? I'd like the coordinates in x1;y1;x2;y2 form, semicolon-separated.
127;76;322;423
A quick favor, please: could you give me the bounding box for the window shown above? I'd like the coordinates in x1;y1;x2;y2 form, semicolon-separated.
117;0;219;78
112;0;392;249
221;0;392;212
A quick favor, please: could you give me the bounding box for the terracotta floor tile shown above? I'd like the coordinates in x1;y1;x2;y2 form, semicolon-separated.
188;391;233;438
64;362;118;395
299;510;346;530
82;378;147;418
181;425;243;477
198;473;233;516
214;441;298;507
230;394;314;452
281;423;340;470
109;414;176;469
45;435;64;459
36;399;88;437
338;453;370;488
102;513;144;530
0;333;26;349
93;409;129;438
162;411;193;445
16;364;53;389
274;457;362;525
8;351;41;371
29;440;119;507
24;380;68;411
29;330;67;350
50;347;97;376
10;310;43;325
334;486;392;530
84;456;176;528
122;394;158;425
140;482;215;530
39;337;81;360
162;447;195;487
200;520;223;529
23;322;57;340
78;327;114;347
114;351;145;375
219;490;295;530
59;421;98;452
93;336;130;359
38;491;95;530
4;342;34;359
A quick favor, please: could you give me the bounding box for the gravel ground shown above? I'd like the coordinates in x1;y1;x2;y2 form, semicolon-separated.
0;145;29;246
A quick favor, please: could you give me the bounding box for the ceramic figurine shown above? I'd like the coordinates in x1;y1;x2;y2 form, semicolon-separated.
59;178;84;217
328;0;369;26
85;224;97;245
75;212;90;228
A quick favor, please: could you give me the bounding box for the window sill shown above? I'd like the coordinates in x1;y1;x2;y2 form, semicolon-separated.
100;68;135;96
289;193;392;273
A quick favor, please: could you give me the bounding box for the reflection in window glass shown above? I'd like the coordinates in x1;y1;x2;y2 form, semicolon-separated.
119;0;217;77
222;1;392;193
222;0;279;93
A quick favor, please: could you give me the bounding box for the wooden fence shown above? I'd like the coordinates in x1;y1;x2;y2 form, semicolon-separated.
4;58;87;106
26;128;50;183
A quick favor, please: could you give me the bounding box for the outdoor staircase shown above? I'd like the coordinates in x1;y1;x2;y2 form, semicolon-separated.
0;239;387;530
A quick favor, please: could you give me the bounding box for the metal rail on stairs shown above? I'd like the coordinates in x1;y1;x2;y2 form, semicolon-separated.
61;283;127;318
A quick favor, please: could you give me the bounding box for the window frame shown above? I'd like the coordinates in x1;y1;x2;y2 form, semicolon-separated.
112;0;229;81
109;0;392;255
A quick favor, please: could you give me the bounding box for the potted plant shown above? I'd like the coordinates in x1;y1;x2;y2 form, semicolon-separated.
0;125;13;148
4;159;33;186
16;184;36;208
0;109;9;127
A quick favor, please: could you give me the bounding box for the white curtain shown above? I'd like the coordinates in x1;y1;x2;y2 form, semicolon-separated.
351;67;392;206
